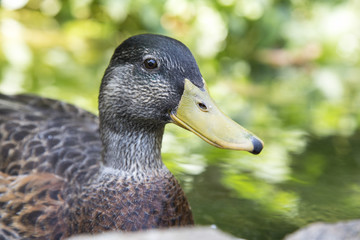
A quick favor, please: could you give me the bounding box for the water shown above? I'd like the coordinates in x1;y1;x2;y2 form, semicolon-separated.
171;132;360;240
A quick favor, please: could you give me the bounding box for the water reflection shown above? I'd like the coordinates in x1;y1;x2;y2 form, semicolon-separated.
164;132;360;239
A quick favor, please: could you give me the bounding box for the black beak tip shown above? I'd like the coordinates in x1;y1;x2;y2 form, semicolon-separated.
250;137;263;155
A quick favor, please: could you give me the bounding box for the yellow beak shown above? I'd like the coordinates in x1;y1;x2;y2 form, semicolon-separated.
170;79;263;154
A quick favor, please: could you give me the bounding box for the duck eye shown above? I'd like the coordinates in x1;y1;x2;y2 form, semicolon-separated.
144;58;158;69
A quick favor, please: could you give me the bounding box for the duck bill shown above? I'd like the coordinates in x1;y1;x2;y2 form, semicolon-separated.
170;79;264;154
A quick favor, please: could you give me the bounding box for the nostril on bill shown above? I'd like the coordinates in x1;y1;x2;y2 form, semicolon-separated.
197;102;208;111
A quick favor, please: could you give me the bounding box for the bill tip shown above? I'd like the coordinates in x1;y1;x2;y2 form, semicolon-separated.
250;136;264;155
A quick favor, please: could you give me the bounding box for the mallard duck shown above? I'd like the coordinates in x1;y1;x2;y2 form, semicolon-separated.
0;34;263;239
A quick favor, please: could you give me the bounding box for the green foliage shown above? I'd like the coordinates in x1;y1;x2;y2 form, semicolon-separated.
1;0;360;239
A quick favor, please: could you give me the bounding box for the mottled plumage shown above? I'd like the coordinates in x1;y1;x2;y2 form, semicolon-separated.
0;93;192;239
0;34;263;239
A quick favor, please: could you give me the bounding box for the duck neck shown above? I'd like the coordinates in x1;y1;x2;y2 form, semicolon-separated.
100;120;166;173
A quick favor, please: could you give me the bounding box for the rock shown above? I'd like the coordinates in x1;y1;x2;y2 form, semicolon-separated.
68;226;242;240
285;220;360;240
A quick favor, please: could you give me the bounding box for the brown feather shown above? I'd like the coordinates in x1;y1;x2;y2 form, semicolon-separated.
0;94;193;240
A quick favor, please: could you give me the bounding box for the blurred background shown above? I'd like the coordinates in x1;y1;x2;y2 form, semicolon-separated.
1;0;360;239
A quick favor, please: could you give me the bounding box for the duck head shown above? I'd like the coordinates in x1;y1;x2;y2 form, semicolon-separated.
99;34;263;154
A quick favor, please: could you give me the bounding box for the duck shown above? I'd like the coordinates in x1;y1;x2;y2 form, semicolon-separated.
0;34;263;240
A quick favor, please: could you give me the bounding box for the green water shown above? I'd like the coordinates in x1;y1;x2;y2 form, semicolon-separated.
171;133;360;240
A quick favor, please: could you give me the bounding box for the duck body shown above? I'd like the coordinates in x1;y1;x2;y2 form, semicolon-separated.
0;34;262;239
0;94;192;239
